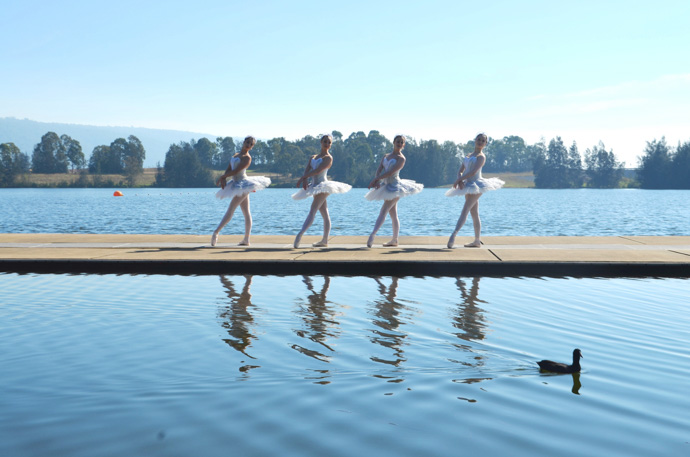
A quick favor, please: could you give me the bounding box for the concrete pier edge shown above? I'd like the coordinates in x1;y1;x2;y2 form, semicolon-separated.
1;258;688;277
1;234;689;277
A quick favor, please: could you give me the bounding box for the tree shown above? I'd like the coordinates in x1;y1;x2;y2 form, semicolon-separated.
32;132;68;173
87;135;145;181
405;138;456;187
123;135;146;185
279;143;307;177
637;138;671;189
567;141;584;187
1;142;30;186
335;131;376;187
365;130;391;163
250;140;270;168
108;138;129;174
585;142;624;188
88;145;117;173
193;137;218;170
162;142;213;187
501;135;532;172
670;141;690;189
528;138;547;174
60;134;85;171
328;131;347;182
534;137;570;188
216;137;236;169
266;138;285;173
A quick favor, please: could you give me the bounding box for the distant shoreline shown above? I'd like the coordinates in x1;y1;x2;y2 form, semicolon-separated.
3;170;537;189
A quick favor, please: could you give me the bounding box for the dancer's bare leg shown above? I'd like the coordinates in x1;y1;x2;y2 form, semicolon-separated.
314;198;330;246
383;202;400;247
464;200;482;247
212;194;246;246
447;194;481;248
294;194;329;248
238;195;252;245
368;198;398;248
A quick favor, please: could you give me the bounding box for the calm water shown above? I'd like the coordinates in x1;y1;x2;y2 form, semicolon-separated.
1;273;689;456
0;188;689;236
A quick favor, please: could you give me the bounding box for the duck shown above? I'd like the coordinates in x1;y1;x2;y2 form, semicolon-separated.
537;349;582;373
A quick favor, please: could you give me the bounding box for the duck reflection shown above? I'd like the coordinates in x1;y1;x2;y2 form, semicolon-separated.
218;275;257;361
571;372;582;395
369;277;409;369
291;276;341;364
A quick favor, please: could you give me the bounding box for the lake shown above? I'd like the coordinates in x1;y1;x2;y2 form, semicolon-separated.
2;188;689;456
0;188;688;237
1;273;688;456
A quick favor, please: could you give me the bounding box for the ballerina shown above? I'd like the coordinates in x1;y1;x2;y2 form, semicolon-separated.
365;135;423;248
211;136;271;247
293;134;352;248
292;135;352;249
446;133;504;248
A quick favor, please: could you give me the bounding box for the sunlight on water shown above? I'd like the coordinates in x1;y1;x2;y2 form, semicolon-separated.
1;273;689;456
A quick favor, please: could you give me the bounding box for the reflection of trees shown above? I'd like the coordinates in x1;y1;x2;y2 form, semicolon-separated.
218;275;257;359
369;277;409;368
291;276;341;364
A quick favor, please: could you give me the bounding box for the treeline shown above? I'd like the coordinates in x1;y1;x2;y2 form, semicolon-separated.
530;136;690;188
2;130;690;189
157;131;519;188
0;131;146;187
636;138;690;189
154;131;638;189
531;137;625;188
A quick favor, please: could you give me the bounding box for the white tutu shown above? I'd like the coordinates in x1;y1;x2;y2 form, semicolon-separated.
365;178;423;201
445;177;504;196
215;176;271;200
292;180;352;200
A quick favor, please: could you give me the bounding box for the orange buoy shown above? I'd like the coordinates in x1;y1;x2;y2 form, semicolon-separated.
113;191;123;197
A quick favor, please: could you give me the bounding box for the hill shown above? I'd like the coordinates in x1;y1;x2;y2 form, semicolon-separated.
0;117;224;167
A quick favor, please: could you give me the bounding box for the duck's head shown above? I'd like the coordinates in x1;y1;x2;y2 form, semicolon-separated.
573;349;583;360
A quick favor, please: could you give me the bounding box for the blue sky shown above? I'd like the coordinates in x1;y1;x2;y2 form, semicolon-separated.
2;0;689;165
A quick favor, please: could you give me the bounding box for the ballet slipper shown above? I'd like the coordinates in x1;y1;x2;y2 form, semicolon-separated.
382;240;398;247
447;234;456;249
464;240;482;248
211;232;219;247
312;240;328;247
238;240;250;246
367;235;374;248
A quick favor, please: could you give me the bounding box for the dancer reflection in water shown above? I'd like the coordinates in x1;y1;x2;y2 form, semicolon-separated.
365;135;423;248
452;277;492;384
212;136;271;247
293;135;352;248
218;275;257;359
446;133;504;248
291;276;340;366
453;277;488;343
369;277;408;369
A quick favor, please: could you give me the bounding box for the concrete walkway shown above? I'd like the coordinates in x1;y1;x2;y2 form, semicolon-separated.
1;234;689;277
